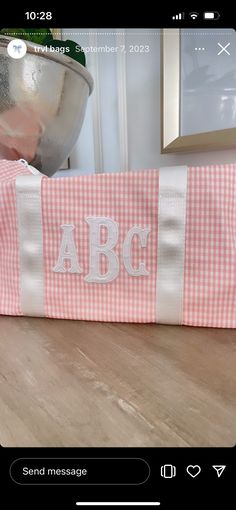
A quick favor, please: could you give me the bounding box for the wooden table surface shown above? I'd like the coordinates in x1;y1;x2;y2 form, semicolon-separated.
0;316;235;447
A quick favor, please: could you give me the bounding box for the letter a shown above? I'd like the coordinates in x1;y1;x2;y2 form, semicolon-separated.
53;224;82;273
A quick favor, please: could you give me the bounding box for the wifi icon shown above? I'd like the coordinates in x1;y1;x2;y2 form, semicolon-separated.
190;12;199;19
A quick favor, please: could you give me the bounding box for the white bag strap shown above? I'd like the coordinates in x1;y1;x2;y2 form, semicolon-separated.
156;166;188;324
16;174;45;317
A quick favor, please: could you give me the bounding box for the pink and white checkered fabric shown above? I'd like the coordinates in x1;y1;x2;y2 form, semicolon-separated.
183;164;236;328
42;170;158;322
0;159;235;327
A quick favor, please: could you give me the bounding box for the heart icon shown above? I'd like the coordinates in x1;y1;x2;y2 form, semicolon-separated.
186;465;201;478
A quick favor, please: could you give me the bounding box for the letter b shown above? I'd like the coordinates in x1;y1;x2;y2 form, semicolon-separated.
85;217;119;283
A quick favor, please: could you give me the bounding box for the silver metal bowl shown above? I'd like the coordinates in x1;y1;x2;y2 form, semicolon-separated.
0;36;93;175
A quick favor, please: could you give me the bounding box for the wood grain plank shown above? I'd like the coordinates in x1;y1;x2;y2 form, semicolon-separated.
0;317;235;447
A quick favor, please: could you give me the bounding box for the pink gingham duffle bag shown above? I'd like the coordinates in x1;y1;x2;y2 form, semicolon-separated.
0;159;235;327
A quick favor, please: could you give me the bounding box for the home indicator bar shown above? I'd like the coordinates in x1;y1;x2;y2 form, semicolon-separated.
76;503;161;507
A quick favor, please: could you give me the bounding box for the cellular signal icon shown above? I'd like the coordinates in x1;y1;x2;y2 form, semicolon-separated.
172;12;185;20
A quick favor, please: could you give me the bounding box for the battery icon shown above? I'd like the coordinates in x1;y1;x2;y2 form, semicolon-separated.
204;11;220;19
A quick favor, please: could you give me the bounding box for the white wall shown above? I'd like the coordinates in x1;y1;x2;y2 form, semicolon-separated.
61;28;236;175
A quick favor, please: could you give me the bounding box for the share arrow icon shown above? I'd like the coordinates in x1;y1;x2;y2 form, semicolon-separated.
212;465;226;477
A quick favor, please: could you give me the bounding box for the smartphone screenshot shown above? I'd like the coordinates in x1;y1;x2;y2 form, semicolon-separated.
0;7;235;509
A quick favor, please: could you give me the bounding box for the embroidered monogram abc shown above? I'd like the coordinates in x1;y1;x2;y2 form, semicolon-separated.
53;217;150;283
